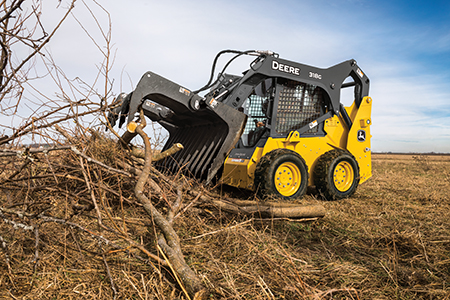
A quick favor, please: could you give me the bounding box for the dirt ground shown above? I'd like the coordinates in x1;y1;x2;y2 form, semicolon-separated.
0;151;449;299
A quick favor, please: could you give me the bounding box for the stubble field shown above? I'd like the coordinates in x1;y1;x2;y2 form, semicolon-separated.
0;149;449;299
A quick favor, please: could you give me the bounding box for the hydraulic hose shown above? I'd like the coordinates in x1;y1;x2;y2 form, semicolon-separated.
193;50;257;94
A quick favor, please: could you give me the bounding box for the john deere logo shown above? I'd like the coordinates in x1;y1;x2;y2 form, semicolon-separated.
357;130;366;142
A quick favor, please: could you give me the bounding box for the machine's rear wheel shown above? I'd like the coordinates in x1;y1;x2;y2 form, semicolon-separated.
314;150;359;200
255;149;308;200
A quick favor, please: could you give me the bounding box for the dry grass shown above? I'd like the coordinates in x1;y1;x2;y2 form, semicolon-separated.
0;144;449;299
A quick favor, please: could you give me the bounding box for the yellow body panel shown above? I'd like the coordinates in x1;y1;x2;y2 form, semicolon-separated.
346;97;373;184
221;97;373;191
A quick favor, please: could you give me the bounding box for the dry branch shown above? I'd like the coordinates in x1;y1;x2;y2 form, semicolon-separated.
130;143;184;162
0;144;131;177
101;244;118;300
0;0;77;105
211;199;326;219
0;205;166;266
133;113;207;299
186;188;326;219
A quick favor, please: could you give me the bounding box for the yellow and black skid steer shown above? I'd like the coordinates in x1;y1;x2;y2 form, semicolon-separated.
108;50;372;200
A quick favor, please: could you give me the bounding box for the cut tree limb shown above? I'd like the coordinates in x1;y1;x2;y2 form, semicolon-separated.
187;189;326;219
210;198;326;219
118;129;184;162
131;143;184;162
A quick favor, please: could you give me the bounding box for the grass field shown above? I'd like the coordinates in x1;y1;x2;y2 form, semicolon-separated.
0;151;449;299
288;153;450;299
191;153;450;299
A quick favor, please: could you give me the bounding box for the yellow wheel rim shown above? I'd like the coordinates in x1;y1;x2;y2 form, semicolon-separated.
333;161;354;192
274;162;301;197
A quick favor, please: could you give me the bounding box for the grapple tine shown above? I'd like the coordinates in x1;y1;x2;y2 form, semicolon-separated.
113;71;246;183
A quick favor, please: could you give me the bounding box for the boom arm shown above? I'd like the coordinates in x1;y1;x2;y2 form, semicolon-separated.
212;55;369;118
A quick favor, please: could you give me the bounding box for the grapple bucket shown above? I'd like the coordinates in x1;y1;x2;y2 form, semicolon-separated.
157;120;230;183
113;71;247;183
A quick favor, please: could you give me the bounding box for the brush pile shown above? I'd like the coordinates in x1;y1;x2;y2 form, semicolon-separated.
0;128;331;299
0;127;449;299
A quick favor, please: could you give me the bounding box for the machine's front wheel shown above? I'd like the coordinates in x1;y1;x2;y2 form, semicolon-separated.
313;150;360;200
255;149;308;200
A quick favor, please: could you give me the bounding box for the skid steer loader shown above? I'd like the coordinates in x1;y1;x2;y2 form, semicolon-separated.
108;50;372;200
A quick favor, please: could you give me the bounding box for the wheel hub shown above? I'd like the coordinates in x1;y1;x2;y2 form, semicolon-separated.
333;161;354;192
274;162;300;197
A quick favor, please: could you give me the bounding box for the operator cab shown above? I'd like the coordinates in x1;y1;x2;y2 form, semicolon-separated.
238;77;327;148
239;78;273;147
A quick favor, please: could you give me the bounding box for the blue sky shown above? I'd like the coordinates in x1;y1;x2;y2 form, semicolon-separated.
3;0;450;153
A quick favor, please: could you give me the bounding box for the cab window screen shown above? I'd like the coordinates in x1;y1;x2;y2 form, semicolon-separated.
275;81;323;134
243;95;266;134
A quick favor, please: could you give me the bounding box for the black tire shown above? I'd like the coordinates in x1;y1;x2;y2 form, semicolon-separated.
313;149;360;200
254;149;308;200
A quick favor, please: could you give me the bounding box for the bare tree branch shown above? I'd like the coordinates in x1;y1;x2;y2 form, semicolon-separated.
0;0;25;24
133;111;207;298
